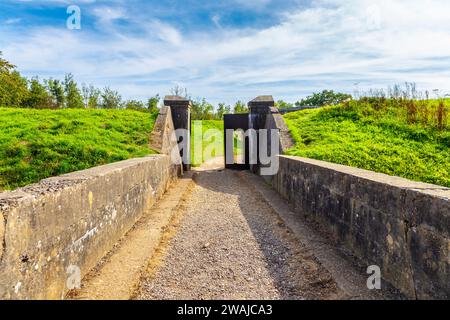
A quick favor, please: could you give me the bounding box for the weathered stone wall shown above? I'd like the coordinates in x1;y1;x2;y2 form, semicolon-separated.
264;107;294;154
150;105;182;176
0;106;182;300
272;155;450;299
0;155;178;300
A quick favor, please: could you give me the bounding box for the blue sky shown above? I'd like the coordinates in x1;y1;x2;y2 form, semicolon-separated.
1;0;450;105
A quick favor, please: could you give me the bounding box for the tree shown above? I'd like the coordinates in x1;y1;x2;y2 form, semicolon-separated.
191;98;215;120
46;79;65;109
0;70;29;109
82;84;101;109
64;73;84;108
216;103;231;120
0;51;14;73
296;90;352;107
202;102;214;120
0;52;29;108
101;87;122;109
275;100;294;110
124;100;146;111
25;77;51;109
234;100;248;114
147;94;160;113
170;85;188;98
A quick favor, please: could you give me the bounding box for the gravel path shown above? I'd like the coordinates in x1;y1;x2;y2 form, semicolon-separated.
136;169;340;300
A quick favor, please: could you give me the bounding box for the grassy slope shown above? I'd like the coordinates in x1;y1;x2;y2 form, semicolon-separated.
0;108;157;190
283;100;450;188
191;120;224;166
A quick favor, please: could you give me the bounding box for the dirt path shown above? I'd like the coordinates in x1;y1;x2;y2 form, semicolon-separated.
68;174;195;300
135;169;341;300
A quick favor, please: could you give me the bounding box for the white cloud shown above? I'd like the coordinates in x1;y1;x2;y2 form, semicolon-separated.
211;14;222;29
2;0;450;104
151;20;183;46
91;5;127;27
233;0;272;10
4;18;22;24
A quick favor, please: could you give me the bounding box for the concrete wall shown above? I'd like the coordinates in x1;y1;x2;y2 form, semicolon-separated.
279;105;322;115
0;107;182;300
150;105;183;177
272;155;450;299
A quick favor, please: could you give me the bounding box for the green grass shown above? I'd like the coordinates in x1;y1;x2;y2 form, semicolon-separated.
191;120;224;166
0;108;158;190
283;99;450;188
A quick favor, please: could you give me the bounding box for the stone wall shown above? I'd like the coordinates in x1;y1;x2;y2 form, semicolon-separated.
150;105;183;176
0;107;182;300
271;155;450;299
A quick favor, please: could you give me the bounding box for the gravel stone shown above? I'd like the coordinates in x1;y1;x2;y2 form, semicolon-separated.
136;169;339;300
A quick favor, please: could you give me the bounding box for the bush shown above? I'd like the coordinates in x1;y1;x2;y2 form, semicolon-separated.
296;90;352;107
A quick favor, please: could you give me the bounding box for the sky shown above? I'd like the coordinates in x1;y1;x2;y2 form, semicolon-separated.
1;0;450;105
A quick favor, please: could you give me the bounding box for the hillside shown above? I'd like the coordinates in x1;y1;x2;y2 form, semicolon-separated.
283;99;450;188
0;108;157;190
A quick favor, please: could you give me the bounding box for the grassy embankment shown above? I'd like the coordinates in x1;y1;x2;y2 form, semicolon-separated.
0;108;157;190
283;98;450;188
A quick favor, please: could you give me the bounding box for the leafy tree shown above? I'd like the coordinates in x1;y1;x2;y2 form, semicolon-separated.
234;100;248;114
147;94;160;113
64;73;84;108
216;102;231;120
101;87;122;109
191;98;215;120
0;52;14;73
202;103;214;120
275;100;295;110
82;84;101;109
0;52;29;108
124;100;146;111
0;70;29;108
25;77;51;109
46;79;65;109
191;99;202;119
296;90;352;107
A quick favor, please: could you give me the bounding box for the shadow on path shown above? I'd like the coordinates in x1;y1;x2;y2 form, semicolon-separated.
192;169;340;300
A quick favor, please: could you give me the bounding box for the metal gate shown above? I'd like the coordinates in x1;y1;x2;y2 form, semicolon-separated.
223;114;250;170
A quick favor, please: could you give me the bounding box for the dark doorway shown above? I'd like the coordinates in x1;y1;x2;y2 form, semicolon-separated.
224;114;250;170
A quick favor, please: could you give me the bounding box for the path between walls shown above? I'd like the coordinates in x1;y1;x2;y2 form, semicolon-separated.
70;157;402;300
67;173;196;300
135;166;341;300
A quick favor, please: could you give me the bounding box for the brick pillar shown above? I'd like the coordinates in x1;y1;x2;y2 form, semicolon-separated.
248;95;275;174
164;96;191;171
